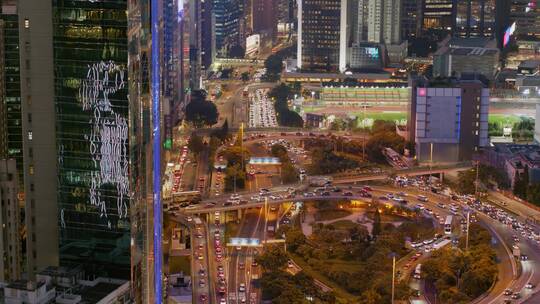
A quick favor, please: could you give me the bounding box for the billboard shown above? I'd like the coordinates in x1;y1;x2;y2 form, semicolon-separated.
503;22;516;47
246;34;261;56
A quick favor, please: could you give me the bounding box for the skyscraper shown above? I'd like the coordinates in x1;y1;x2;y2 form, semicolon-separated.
18;0;59;277
367;0;402;45
455;0;496;37
420;0;456;34
214;0;242;56
201;0;215;71
401;0;419;40
297;0;348;72
0;2;22;186
18;0;130;279
128;0;190;302
0;158;21;282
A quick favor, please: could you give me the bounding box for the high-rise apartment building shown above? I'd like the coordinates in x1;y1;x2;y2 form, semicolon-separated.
0;158;21;281
297;0;348;72
367;0;401;45
414;78;489;162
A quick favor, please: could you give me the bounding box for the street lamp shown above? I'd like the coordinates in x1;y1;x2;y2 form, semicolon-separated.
389;252;397;304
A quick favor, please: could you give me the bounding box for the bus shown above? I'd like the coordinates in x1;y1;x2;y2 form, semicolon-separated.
413;264;422;279
444;215;453;235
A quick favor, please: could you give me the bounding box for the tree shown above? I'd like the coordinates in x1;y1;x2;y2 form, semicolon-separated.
285;227;306;253
241;71;249;82
256;245;288;271
359;289;382;304
264;54;283;81
282;162;299;183
185;91;219;127
228;44;245;58
187;133;204;155
365;131;406;163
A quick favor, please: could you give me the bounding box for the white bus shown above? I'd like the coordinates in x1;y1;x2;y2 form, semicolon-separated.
413;264;422;279
444;215;453;235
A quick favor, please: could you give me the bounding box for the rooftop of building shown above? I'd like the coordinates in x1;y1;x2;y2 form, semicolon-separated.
425;74;489;88
518;60;540;69
6;280;46;292
435;45;499;57
447;37;496;48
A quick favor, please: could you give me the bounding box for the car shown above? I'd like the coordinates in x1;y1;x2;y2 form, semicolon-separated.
220;298;227;304
511;292;520;299
218;285;226;294
288;260;294;268
520;254;529;261
525;282;535;289
200;294;208;301
199;278;206;287
239;262;245;269
239;283;246;292
504;289;513;296
252;260;258;267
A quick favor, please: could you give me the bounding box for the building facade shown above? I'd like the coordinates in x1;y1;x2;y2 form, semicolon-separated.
455;0;496;37
51;0;130;278
367;0;401;45
297;0;347;72
420;0;456;34
0;3;22;186
414;80;489;163
18;0;59;278
433;46;500;80
0;158;21;282
213;0;242;56
510;0;540;39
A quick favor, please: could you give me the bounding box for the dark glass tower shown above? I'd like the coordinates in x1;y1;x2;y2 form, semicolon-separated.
52;0;130;278
0;6;22;186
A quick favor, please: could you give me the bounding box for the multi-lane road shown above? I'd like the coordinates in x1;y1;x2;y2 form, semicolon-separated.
184;178;540;303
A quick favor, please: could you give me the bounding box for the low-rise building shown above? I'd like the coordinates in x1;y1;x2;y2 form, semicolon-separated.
412;77;489;163
477;144;540;188
433;46;500;80
1;266;130;304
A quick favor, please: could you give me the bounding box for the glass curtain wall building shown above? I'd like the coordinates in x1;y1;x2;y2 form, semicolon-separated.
52;0;130;278
0;5;22;186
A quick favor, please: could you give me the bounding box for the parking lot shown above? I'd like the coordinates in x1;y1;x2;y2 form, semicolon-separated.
248;89;277;128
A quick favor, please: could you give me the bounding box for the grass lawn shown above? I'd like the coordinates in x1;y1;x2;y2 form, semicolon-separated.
488;114;522;126
314;209;352;221
224;221;240;243
289;253;360;303
365;211;410;222
169;255;191;274
327;220;359;230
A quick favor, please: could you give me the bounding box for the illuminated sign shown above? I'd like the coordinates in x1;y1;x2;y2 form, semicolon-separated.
503;22;516;47
79;61;129;220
